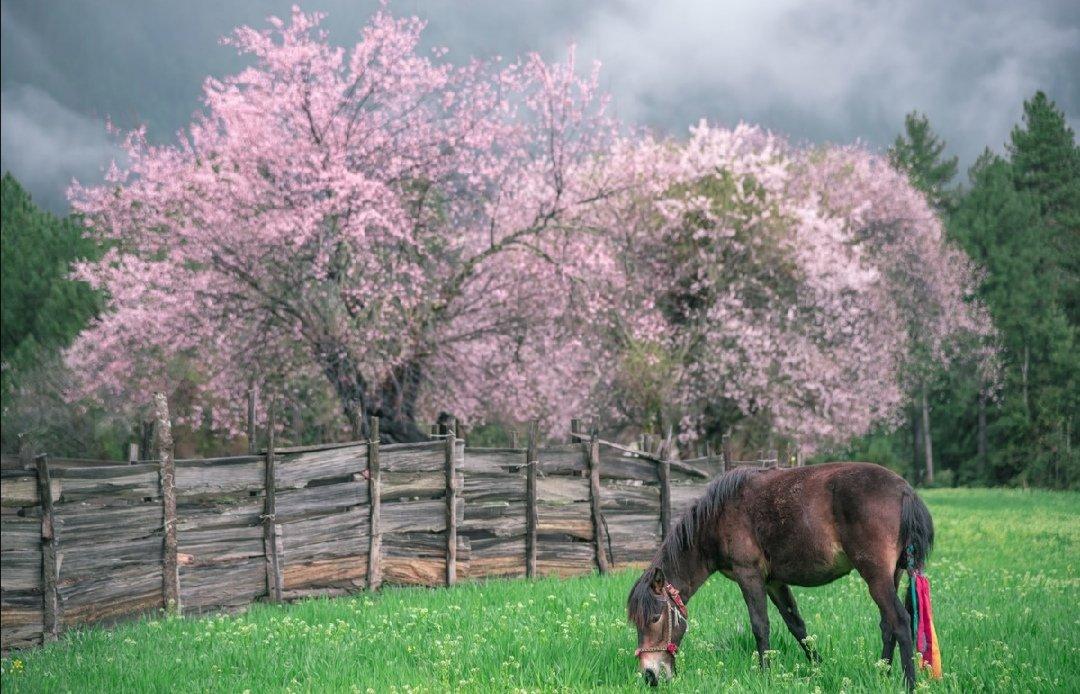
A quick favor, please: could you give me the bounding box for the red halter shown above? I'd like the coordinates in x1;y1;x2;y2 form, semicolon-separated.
634;583;688;657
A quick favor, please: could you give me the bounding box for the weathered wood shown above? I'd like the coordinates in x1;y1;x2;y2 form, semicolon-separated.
462;501;527;536
175;457;264;498
366;417;381;591
587;434;610;574
525;422;538;579
599;481;661;512
276;480;367;521
1;472;59;507
659;458;671;540
379;441;445;472
444;417;458;586
1;550;42;591
56;501;164;543
0;515;40;551
180;559;265;612
275;444;367;490
282;509;368;563
154;392;181;615
383;533;470;587
36;455;60;642
128;443;139;463
263;402;283;602
536;475;590;504
381;498;461;533
247;384;257;454
54;464;159;500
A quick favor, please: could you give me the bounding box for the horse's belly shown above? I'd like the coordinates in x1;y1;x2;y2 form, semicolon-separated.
769;542;854;587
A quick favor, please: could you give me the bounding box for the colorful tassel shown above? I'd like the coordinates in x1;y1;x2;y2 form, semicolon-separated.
909;570;942;678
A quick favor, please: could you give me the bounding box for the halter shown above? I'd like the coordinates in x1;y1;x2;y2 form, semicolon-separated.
634;583;689;657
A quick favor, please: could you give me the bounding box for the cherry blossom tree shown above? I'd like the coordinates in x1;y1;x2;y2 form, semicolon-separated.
67;7;620;440
585;123;993;451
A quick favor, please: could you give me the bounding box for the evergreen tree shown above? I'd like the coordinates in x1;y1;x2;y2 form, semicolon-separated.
1008;91;1080;327
1;172;100;407
888;111;960;214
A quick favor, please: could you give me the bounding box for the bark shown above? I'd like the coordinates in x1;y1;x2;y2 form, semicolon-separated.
977;386;988;482
921;386;934;485
911;404;922;483
1021;343;1030;416
376;359;427;443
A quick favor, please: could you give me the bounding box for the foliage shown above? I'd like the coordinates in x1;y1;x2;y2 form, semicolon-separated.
0;173;99;406
888;111;959;214
3;488;1077;692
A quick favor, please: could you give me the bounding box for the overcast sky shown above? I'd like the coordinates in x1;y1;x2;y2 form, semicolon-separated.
2;0;1077;212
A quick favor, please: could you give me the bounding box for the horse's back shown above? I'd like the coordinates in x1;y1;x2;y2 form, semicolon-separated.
739;463;910;586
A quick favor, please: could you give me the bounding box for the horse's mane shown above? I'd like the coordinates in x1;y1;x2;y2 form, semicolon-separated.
627;467;759;629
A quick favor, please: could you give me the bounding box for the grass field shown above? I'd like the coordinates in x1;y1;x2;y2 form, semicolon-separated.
2;488;1077;692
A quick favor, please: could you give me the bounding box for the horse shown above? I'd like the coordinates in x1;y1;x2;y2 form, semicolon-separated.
627;462;934;689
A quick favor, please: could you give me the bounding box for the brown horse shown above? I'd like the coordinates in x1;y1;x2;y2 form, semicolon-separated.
628;462;934;689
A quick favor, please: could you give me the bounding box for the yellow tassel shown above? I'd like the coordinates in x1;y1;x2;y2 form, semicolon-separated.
929;618;942;679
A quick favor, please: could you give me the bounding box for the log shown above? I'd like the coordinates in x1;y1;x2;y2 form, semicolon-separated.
263;402;283;602
525;422;538;579
378;442;445;473
275;480;367;521
367;417;381;591
275;444;368;490
154;392;181;615
586;434;610;574
444;417;458;586
180;559;265;612
175;457;264;498
36;455;60;642
659;458;671;540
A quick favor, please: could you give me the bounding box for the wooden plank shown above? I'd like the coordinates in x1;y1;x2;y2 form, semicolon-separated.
536;445;586;475
36;455;60;642
462;471;524;503
367;417;381;592
53;464;159;500
0;550;42;591
263;405;283;602
535;539;595;577
462;501;526;537
177;526;263;566
587;435;610;574
1;473;59;507
176;499;262;533
155;393;181;615
382;498;460;533
1;516;41;551
525;423;538;579
599;482;661;512
283;555;367;591
60;537;165;577
180;560;265;612
444;418;458;586
597;448;659;482
383;533;470;587
462;448;527;473
467;536;526;580
275;444;368;490
276;480;366;521
281;509;368;563
56;501;164;543
175;457;264;497
537;475;590;504
536;503;593;540
382;470;444;500
659;458;671;540
379;441;445;473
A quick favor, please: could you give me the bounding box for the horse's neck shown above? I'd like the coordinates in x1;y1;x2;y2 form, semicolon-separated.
659;549;712;603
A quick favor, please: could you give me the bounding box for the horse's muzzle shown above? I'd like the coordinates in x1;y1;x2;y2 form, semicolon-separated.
643;668;659;687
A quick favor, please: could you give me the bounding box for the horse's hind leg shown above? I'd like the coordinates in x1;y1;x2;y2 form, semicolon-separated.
879;568;903;666
766;582;820;663
861;565;915;690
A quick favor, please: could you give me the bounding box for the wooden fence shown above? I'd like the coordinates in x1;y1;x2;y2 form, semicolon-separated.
0;419;790;652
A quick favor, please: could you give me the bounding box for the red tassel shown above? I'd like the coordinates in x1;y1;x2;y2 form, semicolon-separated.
914;573;942;678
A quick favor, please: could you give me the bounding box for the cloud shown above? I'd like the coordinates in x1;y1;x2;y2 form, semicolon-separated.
1;84;121;212
0;0;1075;212
572;0;1079;166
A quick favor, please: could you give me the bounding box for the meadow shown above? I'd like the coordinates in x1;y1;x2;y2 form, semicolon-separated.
2;488;1077;693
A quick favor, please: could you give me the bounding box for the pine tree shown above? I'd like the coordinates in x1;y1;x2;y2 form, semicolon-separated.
888;111;959;214
1008;91;1080;327
0;173;100;407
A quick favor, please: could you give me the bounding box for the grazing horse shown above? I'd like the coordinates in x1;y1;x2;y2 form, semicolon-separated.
627;462;934;689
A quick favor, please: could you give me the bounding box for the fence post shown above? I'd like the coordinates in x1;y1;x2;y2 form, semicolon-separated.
247;384;258;454
658;457;671;541
721;432;732;473
367;417;382;591
525;421;538;579
35;453;60;642
263;400;284;602
444;417;458;586
570;418;582;443
154;393;181;615
128;443;139;464
587;431;610;574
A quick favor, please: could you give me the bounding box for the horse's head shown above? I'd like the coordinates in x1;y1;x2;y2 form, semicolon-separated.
627;566;688;686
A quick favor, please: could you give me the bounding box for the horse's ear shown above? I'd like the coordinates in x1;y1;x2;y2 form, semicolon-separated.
649;567;666;594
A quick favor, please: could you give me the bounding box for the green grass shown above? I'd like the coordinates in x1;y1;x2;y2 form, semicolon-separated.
3;488;1078;692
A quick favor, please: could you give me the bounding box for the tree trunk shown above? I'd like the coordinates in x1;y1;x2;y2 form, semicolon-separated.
977;386;988;482
911;404;922;483
921;386;934;485
316;338;371;440
1021;343;1030;417
376;359;427;442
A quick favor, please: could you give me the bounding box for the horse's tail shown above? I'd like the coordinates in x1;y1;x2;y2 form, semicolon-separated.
899;489;934;571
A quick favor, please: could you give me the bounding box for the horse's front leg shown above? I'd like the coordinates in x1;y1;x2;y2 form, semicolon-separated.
733;568;771;668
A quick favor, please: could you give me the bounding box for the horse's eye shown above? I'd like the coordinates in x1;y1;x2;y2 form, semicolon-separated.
650;614;663;624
